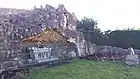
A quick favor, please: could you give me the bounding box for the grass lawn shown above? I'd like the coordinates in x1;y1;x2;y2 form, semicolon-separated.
23;59;140;79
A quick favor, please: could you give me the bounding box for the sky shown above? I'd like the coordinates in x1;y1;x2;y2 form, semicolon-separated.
0;0;140;31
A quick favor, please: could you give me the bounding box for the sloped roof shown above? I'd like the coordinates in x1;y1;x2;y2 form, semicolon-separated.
21;28;69;45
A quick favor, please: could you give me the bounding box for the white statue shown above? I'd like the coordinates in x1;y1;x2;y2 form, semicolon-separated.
129;47;135;55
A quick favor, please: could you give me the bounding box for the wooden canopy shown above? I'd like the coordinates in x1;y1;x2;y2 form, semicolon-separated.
21;28;70;46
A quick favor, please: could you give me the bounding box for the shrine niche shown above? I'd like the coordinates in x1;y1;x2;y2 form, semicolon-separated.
21;28;77;65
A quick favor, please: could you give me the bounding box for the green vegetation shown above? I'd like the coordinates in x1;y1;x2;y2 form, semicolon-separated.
77;17;102;44
77;17;140;49
23;60;140;79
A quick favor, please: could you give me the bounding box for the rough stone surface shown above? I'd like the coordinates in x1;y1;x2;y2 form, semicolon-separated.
125;55;139;66
134;49;140;55
76;31;86;57
125;47;139;66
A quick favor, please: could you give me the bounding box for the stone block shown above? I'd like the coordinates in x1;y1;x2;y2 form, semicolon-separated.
125;55;139;67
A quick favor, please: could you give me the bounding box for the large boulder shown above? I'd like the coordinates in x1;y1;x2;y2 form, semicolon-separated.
125;55;139;67
125;48;139;67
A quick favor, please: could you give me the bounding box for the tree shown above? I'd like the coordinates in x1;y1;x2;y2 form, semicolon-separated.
77;17;101;43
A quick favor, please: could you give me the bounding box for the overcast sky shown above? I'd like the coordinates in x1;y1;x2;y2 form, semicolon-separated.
0;0;140;31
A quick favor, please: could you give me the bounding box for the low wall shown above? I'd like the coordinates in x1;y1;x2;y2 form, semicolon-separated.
77;41;140;61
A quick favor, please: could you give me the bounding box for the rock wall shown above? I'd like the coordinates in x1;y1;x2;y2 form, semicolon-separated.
0;4;78;62
0;8;28;14
76;31;86;57
77;34;140;61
